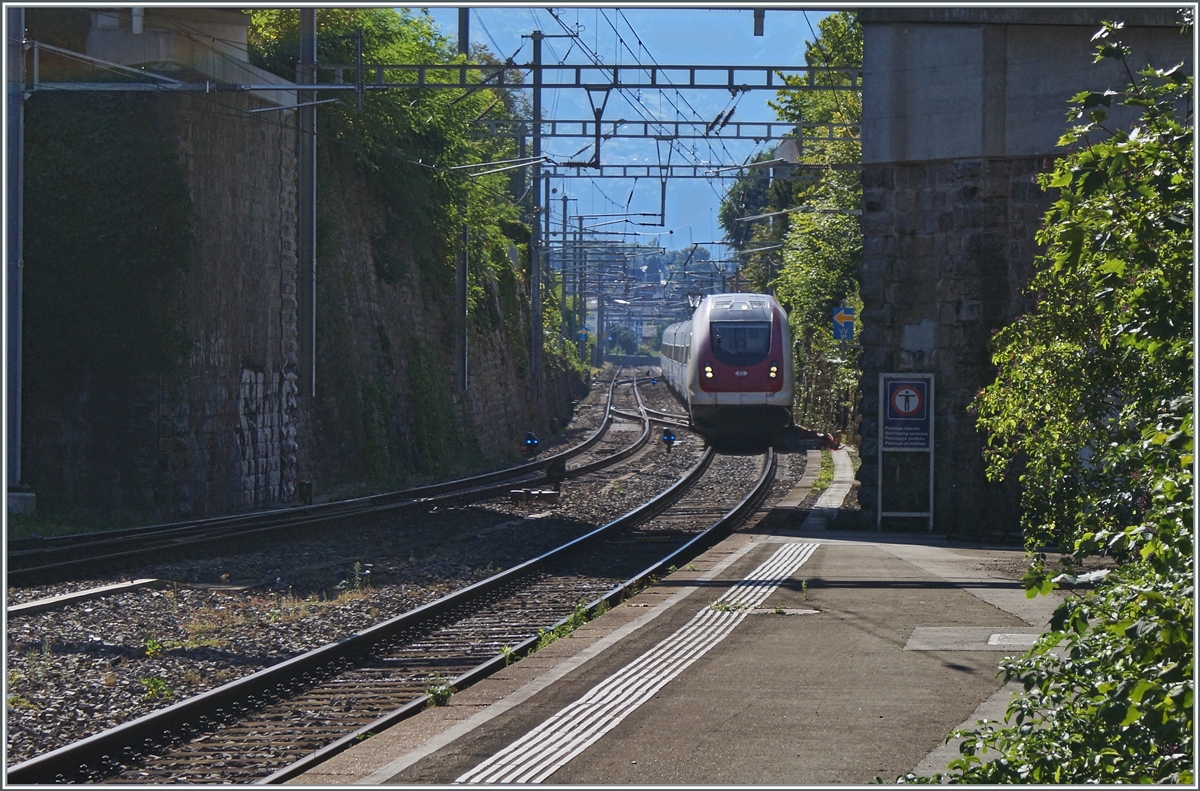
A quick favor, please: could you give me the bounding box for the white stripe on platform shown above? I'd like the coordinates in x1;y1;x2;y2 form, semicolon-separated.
456;542;819;785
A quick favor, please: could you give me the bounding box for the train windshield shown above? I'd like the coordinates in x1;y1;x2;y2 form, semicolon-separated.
710;321;771;365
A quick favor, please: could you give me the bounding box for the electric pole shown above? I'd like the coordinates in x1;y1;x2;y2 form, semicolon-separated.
297;9;317;398
6;6;31;513
529;30;543;401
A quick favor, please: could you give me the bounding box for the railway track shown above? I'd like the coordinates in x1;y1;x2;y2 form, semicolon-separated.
6;370;656;587
6;446;775;784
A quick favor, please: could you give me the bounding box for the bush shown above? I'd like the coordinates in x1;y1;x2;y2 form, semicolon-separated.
901;23;1193;784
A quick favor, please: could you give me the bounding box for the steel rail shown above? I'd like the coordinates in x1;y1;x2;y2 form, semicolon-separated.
610;406;688;429
260;447;773;784
564;373;652;477
5;440;722;784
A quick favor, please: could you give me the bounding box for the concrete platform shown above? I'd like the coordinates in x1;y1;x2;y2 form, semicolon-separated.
290;451;1055;785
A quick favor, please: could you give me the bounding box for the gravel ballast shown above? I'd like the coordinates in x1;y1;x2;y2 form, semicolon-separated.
4;369;804;766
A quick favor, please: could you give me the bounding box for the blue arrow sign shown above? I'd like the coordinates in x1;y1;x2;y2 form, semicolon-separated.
832;306;855;340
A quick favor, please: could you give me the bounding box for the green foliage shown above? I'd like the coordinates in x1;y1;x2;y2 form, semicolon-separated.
810;448;835;495
768;11;862;128
336;561;370;592
249;9;588;486
737;11;862;434
139;676;173;701
773;212;863;432
406;335;470;475
973;30;1192;568
250;9;525;300
360;379;399;485
425;681;452;707
23;93;193;403
607;325;639;355
717;152;779;251
906;26;1193;784
536;600;592;650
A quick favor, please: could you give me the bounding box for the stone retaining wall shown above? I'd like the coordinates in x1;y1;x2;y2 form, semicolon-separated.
857;156;1052;536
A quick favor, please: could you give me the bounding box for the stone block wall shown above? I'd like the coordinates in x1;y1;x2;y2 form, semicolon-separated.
156;91;303;516
306;159;581;494
857;156;1054;536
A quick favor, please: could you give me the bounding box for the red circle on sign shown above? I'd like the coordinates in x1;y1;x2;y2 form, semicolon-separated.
891;386;923;417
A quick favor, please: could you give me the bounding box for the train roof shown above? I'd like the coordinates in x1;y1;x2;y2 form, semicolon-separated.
700;293;778;322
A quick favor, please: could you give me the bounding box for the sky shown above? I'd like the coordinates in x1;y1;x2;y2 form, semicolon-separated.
412;5;829;261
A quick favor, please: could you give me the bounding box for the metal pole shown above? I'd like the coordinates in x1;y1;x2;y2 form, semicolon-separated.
543;172;552;348
529;30;543;401
594;297;605;367
577;216;585;358
560;192;568;345
6;6;27;506
297;9;317;397
455;224;468;391
457;8;469;56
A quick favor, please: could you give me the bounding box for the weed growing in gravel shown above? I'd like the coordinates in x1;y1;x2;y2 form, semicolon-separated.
23;640;52;683
535;600;592;650
7;669;21;686
336;561;372;593
175;635;226;650
330;589;370;606
102;672;118;687
6;693;37;709
139;677;172;701
425;678;452;707
143;637;164;659
811;449;834;495
180;669;205;685
186;603;248;635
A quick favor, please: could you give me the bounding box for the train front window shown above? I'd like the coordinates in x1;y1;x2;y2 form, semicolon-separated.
710;321;771;365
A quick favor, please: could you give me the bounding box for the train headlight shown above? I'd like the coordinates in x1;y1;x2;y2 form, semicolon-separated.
769;362;779;379
703;363;714;379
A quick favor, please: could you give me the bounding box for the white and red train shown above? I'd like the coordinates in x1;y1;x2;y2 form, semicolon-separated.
659;293;795;440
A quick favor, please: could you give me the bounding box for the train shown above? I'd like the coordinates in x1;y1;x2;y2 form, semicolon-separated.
659;293;795;441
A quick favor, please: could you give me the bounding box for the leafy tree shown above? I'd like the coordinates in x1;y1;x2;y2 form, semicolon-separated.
900;23;1192;784
717;151;776;250
607;325;639;356
742;11;862;435
250;9;530;301
249;9;589;477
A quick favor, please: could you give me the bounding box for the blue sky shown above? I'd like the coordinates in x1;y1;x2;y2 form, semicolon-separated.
410;5;828;259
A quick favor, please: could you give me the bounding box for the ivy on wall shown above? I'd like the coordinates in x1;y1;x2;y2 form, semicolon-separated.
23;92;193;404
248;8;584;488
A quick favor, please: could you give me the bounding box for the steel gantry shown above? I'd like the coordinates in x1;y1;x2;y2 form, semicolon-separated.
471;118;858;143
10;13;861;439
